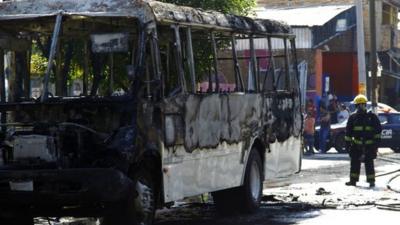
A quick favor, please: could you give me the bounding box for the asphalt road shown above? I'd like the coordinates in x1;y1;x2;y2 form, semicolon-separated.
154;149;400;225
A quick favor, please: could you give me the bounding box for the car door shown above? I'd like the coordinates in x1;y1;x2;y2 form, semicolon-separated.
385;114;400;149
379;114;392;148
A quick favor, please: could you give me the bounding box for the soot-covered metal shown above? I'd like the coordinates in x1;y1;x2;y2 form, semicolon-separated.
164;92;301;152
0;0;301;221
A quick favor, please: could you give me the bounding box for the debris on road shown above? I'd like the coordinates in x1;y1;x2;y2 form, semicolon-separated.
316;187;332;195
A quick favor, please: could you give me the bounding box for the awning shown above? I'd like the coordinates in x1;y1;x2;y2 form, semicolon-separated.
254;4;354;27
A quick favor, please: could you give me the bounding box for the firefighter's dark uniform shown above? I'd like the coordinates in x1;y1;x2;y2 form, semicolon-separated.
345;110;382;186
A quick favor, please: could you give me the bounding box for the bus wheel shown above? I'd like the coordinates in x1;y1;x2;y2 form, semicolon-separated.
212;150;263;214
132;169;156;225
239;150;263;213
101;169;156;225
392;147;400;153
0;216;33;225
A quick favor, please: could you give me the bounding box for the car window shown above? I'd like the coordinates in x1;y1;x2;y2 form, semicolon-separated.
388;114;400;124
378;115;388;124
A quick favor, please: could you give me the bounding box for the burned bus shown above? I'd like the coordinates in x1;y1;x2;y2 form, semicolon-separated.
0;0;302;224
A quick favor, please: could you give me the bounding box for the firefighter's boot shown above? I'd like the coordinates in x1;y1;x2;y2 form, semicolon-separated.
345;181;356;186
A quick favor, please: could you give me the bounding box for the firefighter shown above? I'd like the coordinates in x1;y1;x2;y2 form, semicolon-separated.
345;94;382;188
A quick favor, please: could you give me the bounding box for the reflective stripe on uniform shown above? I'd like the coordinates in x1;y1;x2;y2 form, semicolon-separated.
350;173;359;178
365;126;374;131
352;139;375;145
374;134;381;139
345;136;352;141
365;140;375;145
353;126;363;131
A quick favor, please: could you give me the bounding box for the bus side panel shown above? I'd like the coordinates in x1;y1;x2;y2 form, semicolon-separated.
265;136;301;180
162;142;245;202
183;94;263;151
161;93;264;202
263;92;302;180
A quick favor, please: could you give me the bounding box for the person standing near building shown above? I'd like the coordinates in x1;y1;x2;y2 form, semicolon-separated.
328;94;339;124
337;103;350;123
318;104;331;153
304;112;315;155
344;94;382;188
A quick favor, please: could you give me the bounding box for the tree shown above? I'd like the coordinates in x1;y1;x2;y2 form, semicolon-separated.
160;0;256;16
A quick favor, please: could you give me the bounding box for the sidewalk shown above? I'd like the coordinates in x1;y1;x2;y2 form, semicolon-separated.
302;148;394;170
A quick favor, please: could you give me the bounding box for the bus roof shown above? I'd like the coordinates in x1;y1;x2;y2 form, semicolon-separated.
0;0;292;35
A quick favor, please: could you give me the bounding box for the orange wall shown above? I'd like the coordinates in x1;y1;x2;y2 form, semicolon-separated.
322;52;357;99
315;49;323;96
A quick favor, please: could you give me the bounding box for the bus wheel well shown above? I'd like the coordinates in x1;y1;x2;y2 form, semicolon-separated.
129;152;163;207
252;138;265;171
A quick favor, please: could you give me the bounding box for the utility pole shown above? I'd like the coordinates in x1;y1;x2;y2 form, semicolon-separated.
355;0;367;96
369;0;378;112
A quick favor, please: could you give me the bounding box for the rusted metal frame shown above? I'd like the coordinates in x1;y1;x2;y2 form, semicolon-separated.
0;50;5;132
41;12;63;102
145;56;152;99
256;57;262;91
149;27;164;99
83;41;89;96
7;52;16;102
109;52;114;96
207;66;212;93
165;44;170;95
283;38;291;91
290;39;300;94
172;25;187;93
24;46;32;99
218;55;269;61
210;31;220;93
265;36;277;92
156;19;293;38
150;29;162;82
132;23;147;95
185;27;196;93
249;35;259;92
55;40;63;96
231;35;241;91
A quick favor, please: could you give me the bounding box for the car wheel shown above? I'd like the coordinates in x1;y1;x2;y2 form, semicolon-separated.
392;147;400;153
101;169;156;225
0;216;33;225
212;150;263;214
335;133;347;153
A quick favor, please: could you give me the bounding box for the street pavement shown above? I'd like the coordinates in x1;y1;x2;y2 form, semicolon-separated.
301;147;394;170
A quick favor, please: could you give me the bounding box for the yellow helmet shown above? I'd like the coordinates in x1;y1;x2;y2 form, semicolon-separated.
353;94;368;104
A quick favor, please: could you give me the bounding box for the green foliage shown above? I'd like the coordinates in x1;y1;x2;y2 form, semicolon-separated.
30;52;47;76
160;0;256;16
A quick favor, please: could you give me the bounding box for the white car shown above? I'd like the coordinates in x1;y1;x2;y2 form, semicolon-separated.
345;101;398;113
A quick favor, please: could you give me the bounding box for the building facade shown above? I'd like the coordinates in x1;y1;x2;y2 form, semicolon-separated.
257;0;400;107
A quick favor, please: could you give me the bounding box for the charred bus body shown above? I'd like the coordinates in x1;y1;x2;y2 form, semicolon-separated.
0;0;302;224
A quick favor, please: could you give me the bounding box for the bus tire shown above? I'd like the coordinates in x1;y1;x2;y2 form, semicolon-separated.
212;187;240;214
238;150;263;213
131;168;156;225
101;169;156;225
212;150;263;214
0;216;33;225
